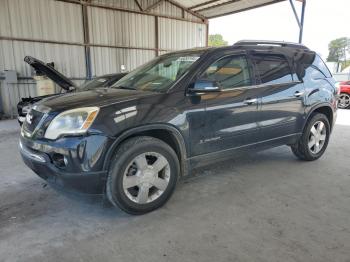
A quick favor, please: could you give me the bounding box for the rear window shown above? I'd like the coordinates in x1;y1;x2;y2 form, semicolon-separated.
252;54;293;84
313;55;332;78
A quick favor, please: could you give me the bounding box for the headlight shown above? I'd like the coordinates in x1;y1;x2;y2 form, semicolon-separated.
44;107;99;140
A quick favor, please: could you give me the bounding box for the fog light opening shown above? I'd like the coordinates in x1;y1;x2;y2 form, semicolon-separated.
52;153;68;168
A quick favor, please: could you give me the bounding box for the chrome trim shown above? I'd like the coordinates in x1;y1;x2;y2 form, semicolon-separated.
18;116;25;123
19;140;46;163
32;104;51;114
243;98;258;104
294;91;305;97
22;112;49;138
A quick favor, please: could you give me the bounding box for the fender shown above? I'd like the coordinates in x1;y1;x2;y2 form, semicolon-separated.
303;102;335;131
102;124;189;175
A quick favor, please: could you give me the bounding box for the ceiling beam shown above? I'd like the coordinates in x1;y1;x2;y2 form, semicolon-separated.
194;0;241;12
54;0;206;24
165;0;207;20
188;0;222;10
134;0;143;11
143;0;164;12
204;0;286;18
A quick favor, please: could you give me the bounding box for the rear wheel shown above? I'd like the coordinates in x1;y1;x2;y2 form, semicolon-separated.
106;136;179;215
291;113;330;161
338;93;350;109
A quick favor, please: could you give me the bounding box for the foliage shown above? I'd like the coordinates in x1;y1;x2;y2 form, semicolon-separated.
208;34;228;47
327;37;350;71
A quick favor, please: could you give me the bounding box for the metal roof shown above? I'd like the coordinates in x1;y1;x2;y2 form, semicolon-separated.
176;0;286;19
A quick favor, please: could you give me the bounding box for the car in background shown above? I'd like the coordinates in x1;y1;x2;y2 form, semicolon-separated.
17;56;127;125
337;80;350;109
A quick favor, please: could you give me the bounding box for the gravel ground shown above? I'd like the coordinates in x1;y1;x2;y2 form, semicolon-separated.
0;110;349;262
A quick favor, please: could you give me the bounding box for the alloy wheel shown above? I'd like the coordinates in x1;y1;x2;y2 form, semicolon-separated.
338;94;350;109
122;152;170;204
308;121;327;154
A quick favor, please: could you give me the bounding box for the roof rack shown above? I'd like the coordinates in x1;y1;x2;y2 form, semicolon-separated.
234;40;309;50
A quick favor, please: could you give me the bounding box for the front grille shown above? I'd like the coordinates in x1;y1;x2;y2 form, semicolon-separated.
23;109;45;133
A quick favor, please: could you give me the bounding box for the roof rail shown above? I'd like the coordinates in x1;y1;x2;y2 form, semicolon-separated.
234;40;309;50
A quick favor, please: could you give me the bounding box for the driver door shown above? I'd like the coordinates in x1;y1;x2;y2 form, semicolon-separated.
196;52;261;154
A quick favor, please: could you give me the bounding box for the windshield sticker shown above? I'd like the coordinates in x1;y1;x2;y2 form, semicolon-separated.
176;56;200;62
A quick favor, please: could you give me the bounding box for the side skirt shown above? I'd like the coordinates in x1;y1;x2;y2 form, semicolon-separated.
186;133;301;171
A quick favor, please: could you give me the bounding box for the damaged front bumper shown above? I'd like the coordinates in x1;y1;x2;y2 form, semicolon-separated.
19;133;113;194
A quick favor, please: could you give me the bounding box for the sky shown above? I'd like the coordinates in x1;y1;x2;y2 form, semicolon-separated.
208;0;350;60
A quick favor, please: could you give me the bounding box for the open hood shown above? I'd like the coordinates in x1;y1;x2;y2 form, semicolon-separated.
24;56;77;91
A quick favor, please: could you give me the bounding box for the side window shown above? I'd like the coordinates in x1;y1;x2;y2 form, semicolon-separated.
201;55;252;89
253;54;293;84
313;55;332;78
305;66;325;80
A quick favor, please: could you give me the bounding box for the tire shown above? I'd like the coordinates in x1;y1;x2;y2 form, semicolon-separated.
291;145;305;159
338;93;350;109
291;113;330;161
106;136;180;215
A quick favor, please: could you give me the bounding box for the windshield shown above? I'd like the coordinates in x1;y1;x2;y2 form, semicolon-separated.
112;51;203;92
78;76;111;90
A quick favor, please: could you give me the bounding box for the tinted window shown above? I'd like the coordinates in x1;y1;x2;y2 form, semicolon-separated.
305;67;325;80
313;55;332;78
79;77;110;90
253;54;293;84
113;51;203;92
201;55;252;89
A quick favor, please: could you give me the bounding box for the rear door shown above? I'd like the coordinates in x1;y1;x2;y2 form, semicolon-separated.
252;53;305;141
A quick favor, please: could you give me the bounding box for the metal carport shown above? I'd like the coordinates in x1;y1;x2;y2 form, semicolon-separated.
0;0;306;118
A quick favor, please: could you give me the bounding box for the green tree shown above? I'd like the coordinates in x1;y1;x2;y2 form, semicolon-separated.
208;34;228;47
327;37;350;71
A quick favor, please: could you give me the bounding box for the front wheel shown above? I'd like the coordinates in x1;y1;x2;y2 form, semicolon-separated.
106;136;179;215
291;113;330;161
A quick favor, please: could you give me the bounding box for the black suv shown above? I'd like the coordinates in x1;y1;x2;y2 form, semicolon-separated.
20;40;337;214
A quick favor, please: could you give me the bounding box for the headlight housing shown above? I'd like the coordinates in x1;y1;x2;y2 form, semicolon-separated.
44;107;99;140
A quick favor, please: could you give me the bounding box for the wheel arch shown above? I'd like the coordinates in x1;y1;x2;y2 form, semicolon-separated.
103;124;189;176
305;103;335;131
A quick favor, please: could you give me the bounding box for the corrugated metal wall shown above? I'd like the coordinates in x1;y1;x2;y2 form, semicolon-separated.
88;6;157;76
0;0;207;117
159;18;206;50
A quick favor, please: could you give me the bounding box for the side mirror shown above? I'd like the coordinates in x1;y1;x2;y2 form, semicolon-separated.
190;79;221;93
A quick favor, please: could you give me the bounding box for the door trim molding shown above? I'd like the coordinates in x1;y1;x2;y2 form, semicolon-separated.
189;132;301;161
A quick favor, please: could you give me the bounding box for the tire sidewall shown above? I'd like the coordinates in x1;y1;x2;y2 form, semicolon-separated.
301;113;330;160
107;138;179;214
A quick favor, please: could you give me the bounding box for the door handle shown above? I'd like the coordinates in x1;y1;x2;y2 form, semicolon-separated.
294;91;304;97
243;98;257;105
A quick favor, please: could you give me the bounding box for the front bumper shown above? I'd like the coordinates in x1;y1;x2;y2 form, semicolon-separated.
19;134;112;194
18;116;25;125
